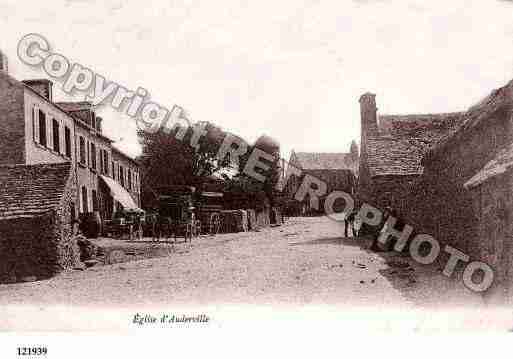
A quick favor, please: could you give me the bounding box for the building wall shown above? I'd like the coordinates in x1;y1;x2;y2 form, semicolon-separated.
305;169;355;194
407;113;511;256
0;72;25;165
0;170;80;282
112;150;141;207
466;174;513;302
24;90;76;165
366;175;418;214
75;124;99;213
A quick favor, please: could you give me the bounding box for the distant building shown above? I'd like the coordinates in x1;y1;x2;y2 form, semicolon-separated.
286;145;358;215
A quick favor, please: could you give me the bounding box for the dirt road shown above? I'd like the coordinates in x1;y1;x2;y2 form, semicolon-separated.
0;217;484;308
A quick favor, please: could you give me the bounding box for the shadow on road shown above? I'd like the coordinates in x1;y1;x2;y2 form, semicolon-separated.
288;236;363;247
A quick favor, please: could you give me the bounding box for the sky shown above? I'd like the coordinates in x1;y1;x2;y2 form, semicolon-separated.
2;0;513;159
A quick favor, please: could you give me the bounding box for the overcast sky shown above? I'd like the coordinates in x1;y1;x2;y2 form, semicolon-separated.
2;0;513;159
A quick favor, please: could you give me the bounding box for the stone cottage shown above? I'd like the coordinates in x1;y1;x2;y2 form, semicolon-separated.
357;92;464;214
286;143;358;215
0;162;80;282
407;80;513;299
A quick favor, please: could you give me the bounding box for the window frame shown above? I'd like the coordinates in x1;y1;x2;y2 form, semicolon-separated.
79;136;86;165
64;126;71;158
52;118;60;153
38;109;47;147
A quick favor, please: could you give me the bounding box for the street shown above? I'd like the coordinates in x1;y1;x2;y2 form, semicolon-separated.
0;217;482;309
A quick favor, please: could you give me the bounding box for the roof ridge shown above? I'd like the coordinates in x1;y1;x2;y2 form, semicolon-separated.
380;111;464;118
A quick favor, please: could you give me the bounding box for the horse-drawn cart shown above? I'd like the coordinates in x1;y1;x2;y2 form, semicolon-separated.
197;191;224;235
156;185;198;242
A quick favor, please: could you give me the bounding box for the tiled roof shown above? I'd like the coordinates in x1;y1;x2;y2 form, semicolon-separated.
293;152;357;171
425;81;513;162
464;141;513;189
366;112;464;177
0;163;72;219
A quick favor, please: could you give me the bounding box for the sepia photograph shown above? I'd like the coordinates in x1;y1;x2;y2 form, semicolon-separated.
1;0;513;356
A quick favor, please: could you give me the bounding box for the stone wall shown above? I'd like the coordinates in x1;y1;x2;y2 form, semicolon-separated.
0;210;80;283
406;113;511;258
364;175;418;214
0;72;25;165
0;169;80;283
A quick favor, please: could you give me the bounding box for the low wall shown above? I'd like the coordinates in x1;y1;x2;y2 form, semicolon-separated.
0;210;80;283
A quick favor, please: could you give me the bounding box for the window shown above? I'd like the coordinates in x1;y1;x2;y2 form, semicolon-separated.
52;119;60;153
127;168;132;190
32;107;39;143
69;202;76;223
103;151;109;175
112;161;115;178
120;166;125;187
38;110;47;147
79;137;86;165
90;143;97;170
81;186;88;213
64;127;71;158
92;190;98;212
99;149;104;173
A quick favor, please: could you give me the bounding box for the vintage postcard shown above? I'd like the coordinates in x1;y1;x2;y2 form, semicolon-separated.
1;0;513;356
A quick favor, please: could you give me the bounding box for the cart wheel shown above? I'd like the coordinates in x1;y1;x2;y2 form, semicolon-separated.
210;213;221;235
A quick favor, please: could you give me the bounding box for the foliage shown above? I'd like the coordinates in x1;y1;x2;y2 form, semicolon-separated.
137;121;230;206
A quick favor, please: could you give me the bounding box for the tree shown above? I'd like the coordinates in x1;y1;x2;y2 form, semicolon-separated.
224;134;282;210
137;121;231;207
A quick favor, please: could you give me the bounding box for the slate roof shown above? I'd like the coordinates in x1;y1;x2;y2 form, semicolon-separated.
464;141;513;189
0;163;72;219
292;152;357;171
366;112;464;177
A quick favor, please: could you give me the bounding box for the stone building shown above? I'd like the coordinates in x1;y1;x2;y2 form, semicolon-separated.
405;80;513;299
357;93;464;214
286;143;358;215
0;58;141;221
0;163;80;282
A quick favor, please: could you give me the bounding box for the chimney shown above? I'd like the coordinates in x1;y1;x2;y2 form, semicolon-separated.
359;92;378;141
0;50;7;73
22;79;53;101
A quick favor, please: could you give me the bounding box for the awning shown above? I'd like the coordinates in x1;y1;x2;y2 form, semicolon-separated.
100;175;138;209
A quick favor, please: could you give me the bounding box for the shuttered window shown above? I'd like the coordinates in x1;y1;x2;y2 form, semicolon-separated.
90;143;97;170
79;137;86;165
81;186;88;213
38;110;47;147
33;106;40;143
65;127;71;158
52;118;60;153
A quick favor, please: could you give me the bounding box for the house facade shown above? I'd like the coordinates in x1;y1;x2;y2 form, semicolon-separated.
286;144;358;215
0;59;141;222
408;80;513;301
358;80;513;301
